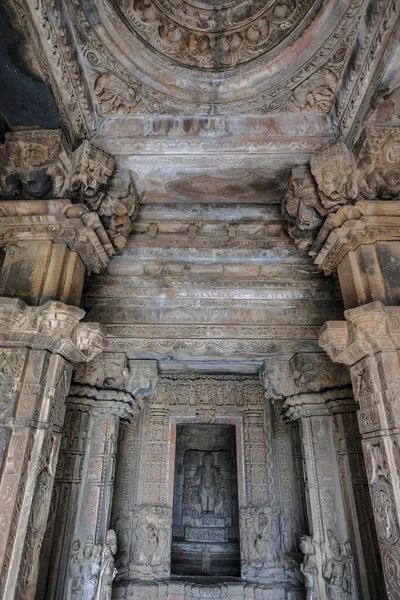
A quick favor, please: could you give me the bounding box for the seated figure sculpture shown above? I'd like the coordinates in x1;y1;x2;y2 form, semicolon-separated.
193;453;221;515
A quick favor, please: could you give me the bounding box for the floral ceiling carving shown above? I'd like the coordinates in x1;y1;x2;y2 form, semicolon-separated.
16;0;399;141
112;0;318;69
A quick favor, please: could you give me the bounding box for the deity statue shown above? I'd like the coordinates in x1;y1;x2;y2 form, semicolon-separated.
300;535;318;600
193;453;221;515
131;507;171;569
322;530;353;600
254;512;270;562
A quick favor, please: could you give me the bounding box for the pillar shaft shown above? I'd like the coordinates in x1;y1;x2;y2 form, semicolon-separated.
283;392;358;600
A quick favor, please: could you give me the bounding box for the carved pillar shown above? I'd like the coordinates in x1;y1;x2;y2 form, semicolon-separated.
283;389;358;600
37;357;158;599
282;130;400;598
329;400;385;599
320;302;400;599
0;298;106;600
0;129;131;600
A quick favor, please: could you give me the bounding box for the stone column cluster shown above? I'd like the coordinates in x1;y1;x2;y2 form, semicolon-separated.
261;352;384;600
0;128;138;600
36;354;158;600
282;126;400;598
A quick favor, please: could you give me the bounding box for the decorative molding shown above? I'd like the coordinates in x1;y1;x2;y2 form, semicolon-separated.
105;337;320;359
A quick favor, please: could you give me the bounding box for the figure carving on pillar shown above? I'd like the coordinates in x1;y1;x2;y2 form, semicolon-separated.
71;530;117;600
95;530;118;600
71;536;102;600
300;535;319;600
322;530;353;600
194;452;222;515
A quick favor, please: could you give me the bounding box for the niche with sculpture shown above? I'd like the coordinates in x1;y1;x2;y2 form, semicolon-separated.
171;423;240;576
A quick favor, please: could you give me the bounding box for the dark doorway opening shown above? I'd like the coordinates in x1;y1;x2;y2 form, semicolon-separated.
171;423;240;577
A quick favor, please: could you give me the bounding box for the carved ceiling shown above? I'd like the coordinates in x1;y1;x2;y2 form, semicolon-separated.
2;0;400;373
111;0;319;69
15;0;399;144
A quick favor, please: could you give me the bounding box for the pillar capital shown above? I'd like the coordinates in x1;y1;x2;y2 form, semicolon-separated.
0;199;113;274
66;389;134;420
260;352;350;400
282;128;400;309
319;301;400;366
0;296;107;363
0;129;139;254
282;387;355;421
73;354;159;400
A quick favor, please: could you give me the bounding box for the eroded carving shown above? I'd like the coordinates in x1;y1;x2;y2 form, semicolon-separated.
310;141;359;212
0;130;140;252
356;127;400;199
282;166;325;254
300;535;319;600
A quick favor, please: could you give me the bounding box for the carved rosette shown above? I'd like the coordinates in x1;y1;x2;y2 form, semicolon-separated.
113;0;319;70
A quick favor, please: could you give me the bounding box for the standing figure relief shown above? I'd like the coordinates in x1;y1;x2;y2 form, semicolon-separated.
193;452;222;515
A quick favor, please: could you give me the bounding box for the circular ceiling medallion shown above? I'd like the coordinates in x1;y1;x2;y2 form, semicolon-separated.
111;0;319;69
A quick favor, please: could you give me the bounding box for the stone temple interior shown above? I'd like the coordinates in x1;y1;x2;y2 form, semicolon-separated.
0;0;399;599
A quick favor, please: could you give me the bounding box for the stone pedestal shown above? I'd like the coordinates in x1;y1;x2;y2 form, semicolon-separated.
320;302;400;600
0;297;106;600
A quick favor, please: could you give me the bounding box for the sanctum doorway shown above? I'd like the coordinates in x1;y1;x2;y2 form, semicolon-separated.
171;423;240;577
